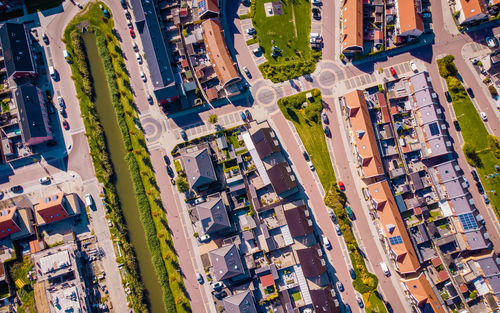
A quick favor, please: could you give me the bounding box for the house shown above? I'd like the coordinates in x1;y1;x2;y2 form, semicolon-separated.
250;127;281;159
397;0;424;37
130;0;180;105
0;206;33;240
222;290;257;313
198;0;219;19
295;244;327;278
283;203;314;238
368;181;420;274
341;0;363;54
267;162;298;197
13;84;53;146
202;19;241;89
310;286;340;313
403;272;446;313
343;90;384;179
181;146;217;191
196;196;231;234
209;244;245;281
0;23;36;79
34;193;80;226
474;253;500;303
455;0;488;25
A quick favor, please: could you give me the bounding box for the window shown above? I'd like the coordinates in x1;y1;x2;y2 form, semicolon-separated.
389;236;403;245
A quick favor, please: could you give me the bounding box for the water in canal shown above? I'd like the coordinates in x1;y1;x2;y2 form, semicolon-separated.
83;32;163;313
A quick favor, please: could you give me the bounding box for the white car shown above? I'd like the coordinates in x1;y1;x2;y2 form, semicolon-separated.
85;193;93;206
307;160;315;171
211;281;224;291
39;176;51;184
199;234;210;242
480;111;487;121
135;52;142;64
132;42;138;52
410;61;418;72
140;71;146;82
322;235;331;250
57;96;65;108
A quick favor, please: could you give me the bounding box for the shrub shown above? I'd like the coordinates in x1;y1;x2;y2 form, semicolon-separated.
258;55;320;83
446;76;464;94
483;77;491;84
463;143;482;167
174;159;183;173
208;114;218;124
489;85;498;97
176;176;189;193
437;55;458;78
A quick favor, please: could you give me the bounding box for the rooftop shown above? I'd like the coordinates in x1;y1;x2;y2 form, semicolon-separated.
223;290;257;313
250;127;281;159
196;196;231;234
295;244;326;277
181;146;217;190
397;0;424;35
341;0;363;53
267;162;298;196
209;244;245;281
0;23;35;78
404;272;445;313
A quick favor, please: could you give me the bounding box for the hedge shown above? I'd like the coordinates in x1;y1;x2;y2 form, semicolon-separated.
258;51;321;83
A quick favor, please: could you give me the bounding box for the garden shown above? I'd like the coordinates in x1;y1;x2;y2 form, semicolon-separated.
438;55;500;218
63;3;190;312
278;90;386;312
247;0;320;82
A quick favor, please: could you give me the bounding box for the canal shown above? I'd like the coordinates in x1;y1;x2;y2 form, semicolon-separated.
83;32;164;313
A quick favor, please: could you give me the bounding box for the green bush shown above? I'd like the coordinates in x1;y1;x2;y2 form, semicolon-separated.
446;76;463;94
208;114;218;124
488;135;500;159
437;55;458;78
463;143;482;167
258;53;321;83
489;85;498;97
176;176;189;193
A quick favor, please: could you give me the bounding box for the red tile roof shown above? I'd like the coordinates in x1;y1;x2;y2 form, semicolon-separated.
398;0;424;35
341;0;364;53
259;273;275;288
36;192;69;224
198;0;219;18
404;273;445;313
431;257;442;267
459;0;487;20
0;207;21;239
202;19;240;88
438;270;449;282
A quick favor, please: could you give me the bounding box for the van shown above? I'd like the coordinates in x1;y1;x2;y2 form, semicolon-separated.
48;66;56;80
85;193;93;206
380;262;390;276
63;50;71;62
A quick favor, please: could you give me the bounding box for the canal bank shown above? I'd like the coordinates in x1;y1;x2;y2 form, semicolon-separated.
83;32;164;313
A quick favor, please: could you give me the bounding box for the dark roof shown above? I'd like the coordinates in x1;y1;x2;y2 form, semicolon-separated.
14;84;49;143
196;197;231;234
130;0;178;100
251;128;280;159
181;147;217;189
209;244;244;281
476;254;500;298
223;290;257;313
410;171;424;190
310;287;340;313
267;162;298;195
283;205;313;237
0;23;35;78
296;244;326;277
198;0;219;19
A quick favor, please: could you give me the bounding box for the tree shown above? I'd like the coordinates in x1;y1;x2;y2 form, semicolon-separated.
463;143;482;167
176;176;189;192
437;55;458;78
208;114;218;124
446;76;463;94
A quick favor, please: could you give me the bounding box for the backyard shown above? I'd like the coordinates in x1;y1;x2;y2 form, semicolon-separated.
8;256;35;313
251;0;320;82
438;55;500;218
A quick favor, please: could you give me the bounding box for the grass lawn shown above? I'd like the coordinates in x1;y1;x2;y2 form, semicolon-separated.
253;0;311;62
26;0;63;13
291;291;302;301
445;76;500;218
278;90;336;188
363;291;387;313
9;256;35;313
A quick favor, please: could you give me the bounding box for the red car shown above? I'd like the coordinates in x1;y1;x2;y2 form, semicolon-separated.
390;67;397;76
129;28;135;38
338;181;345;191
63;120;69;130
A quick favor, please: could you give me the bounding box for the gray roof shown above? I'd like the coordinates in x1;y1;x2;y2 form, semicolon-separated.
209;244;244;281
223;290;257;313
476;254;500;299
0;23;35;78
196;197;230;234
296;244;326;277
464;230;488;251
14;84;50;143
130;0;179;101
310;287;339;313
181;148;217;189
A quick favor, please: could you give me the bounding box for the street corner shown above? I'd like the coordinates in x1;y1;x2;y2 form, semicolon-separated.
255;85;278;106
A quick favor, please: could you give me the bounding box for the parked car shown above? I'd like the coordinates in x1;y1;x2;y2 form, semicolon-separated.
335;225;342;236
166;165;174;178
486;36;499;48
245;109;251;120
349;268;356;279
85;194;93;206
140;71;146;82
199;234;210;242
312;0;322;6
321;111;329;124
163;155;170;165
345;304;352;313
39;176;51;184
63;120;69;130
477;181;485;194
466;87;474;98
241;112;246;120
246;27;256;35
444;91;452;102
422;12;431;19
57;96;65;108
471;57;480;65
324;125;331;137
59;107;66;117
42;33;49;44
390;66;397;76
211;281;224;291
312;7;321;20
75;2;83;9
356;295;364;308
480;111;487;121
136;52;142;64
338;181;345;191
132;42;138;51
336;281;344;292
471;169;479;182
196;273;204;284
180;129;187;141
124;9;131;20
484;194;490;204
129;28;135;38
10;185;22;193
243;66;251;78
410;61;418;72
214;291;227;299
462;177;469;188
147;94;153;105
322;235;331;250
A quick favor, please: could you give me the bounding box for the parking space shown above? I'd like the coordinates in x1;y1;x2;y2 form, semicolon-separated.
240;19;254;41
247;43;267;65
173;111;245;140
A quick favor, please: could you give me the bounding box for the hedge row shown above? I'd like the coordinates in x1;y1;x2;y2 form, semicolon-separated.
90;7;191;312
63;27;148;312
259;54;320;83
69;30;93;98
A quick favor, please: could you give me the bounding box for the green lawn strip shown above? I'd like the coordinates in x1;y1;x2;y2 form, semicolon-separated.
252;0;319;82
363;291;387;313
438;55;500;218
277;89;336;188
8;256;35;313
64;3;190;312
278;90;386;312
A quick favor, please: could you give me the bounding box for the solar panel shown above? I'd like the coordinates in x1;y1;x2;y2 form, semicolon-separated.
389;236;403;245
459;212;478;231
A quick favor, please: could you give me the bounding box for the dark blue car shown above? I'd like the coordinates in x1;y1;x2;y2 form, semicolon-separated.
349;268;356;279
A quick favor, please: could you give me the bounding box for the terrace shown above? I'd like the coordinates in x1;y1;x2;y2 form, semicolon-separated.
278;267;299;291
259;206;286;230
268;247;296;270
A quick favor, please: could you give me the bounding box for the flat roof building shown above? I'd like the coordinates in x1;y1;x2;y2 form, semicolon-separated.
0;23;36;79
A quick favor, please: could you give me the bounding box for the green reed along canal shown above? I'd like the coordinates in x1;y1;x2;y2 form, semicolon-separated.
83;32;164;313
